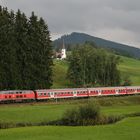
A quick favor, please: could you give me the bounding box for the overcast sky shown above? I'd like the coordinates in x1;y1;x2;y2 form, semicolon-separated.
1;0;140;48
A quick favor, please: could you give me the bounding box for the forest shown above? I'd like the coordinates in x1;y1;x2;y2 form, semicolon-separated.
0;6;53;90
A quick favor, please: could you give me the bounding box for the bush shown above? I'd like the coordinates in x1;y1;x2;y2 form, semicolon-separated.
60;101;100;125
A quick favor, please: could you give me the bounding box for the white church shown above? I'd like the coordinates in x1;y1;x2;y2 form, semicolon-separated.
56;40;66;60
61;40;66;59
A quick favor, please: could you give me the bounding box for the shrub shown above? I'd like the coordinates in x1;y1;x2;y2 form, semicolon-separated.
60;101;100;125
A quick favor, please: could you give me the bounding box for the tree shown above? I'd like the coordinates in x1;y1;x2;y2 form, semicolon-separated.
27;12;53;89
0;7;53;90
67;43;121;87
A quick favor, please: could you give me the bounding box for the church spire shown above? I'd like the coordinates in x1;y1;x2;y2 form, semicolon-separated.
62;39;65;49
61;39;66;59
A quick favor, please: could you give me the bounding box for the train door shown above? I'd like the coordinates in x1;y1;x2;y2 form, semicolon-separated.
50;92;54;98
115;89;119;94
73;90;77;97
98;90;101;95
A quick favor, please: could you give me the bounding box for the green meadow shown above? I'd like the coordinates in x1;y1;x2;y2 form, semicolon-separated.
0;117;140;140
0;95;140;124
0;103;140;140
0;95;140;140
119;56;140;85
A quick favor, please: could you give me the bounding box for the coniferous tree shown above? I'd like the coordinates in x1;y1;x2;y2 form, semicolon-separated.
0;7;16;89
0;7;53;90
27;12;53;89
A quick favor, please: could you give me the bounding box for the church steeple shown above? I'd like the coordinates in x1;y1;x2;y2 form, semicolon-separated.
62;39;65;49
61;39;66;59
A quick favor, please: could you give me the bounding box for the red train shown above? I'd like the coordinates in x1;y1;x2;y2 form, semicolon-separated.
0;86;140;103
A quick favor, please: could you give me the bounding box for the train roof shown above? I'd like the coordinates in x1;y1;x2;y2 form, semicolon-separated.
35;86;140;92
0;90;33;94
35;88;88;92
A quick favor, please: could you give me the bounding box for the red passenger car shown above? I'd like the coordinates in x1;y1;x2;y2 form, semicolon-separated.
126;86;140;94
35;88;89;100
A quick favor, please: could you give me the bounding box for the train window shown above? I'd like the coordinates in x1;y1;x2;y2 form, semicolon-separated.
44;93;46;96
9;96;11;98
16;95;19;98
24;95;26;98
5;96;7;98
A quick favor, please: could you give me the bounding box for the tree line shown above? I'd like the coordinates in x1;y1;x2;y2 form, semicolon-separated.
0;6;53;90
67;42;121;87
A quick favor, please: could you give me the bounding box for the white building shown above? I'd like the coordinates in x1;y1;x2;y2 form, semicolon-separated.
61;40;66;59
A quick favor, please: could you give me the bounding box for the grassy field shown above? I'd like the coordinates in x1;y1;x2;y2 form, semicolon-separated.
0;95;140;124
0;95;140;139
52;56;140;88
119;56;140;85
0;117;140;140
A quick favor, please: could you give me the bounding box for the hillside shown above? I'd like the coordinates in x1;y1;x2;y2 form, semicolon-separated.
53;32;140;59
118;56;140;85
52;56;140;88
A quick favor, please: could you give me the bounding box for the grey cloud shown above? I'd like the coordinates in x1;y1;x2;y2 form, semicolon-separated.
0;0;140;48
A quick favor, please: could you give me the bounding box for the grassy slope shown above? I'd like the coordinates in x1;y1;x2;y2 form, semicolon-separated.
52;60;71;88
0;117;140;140
52;56;140;88
119;56;140;85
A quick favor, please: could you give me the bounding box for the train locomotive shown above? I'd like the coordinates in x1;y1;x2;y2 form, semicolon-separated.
0;86;140;103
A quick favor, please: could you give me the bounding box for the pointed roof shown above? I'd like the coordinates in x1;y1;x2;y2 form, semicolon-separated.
62;39;65;49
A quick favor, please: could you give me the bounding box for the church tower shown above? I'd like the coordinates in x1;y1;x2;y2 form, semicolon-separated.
61;39;66;59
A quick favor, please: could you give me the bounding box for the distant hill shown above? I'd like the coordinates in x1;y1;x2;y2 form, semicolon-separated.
53;32;140;59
